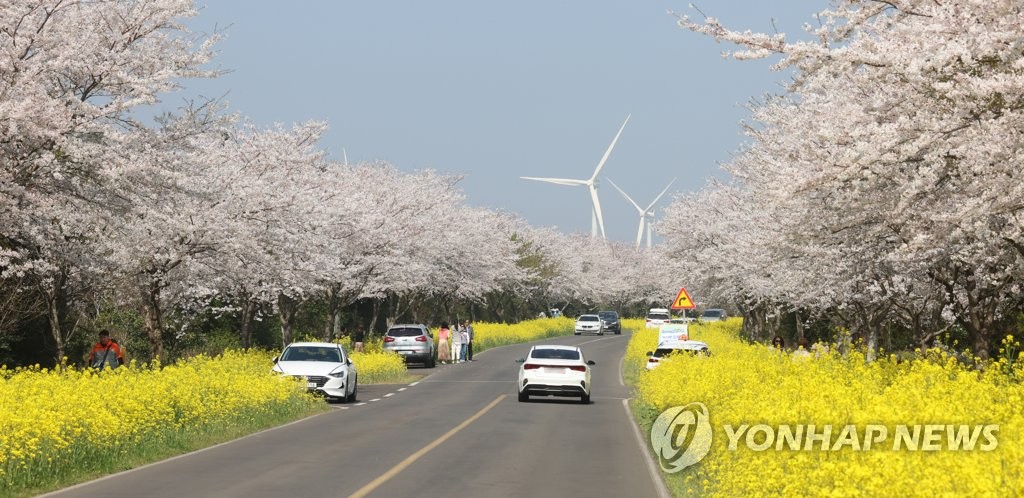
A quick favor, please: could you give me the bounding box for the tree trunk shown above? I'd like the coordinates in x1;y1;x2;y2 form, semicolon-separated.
42;272;71;363
368;299;381;338
142;278;164;360
277;292;300;348
794;309;805;345
239;295;256;349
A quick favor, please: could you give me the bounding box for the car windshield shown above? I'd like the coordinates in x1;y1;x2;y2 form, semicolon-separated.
648;313;670;320
702;310;724;317
578;316;600;322
282;346;342;362
530;348;581;360
387;327;423;337
599;312;617;319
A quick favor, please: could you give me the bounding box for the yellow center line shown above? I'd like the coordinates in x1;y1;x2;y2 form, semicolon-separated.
348;394;507;498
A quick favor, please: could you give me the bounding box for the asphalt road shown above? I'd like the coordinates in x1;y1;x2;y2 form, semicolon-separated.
44;330;665;498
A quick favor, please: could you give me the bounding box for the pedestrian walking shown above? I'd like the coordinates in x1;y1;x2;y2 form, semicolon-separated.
437;323;452;364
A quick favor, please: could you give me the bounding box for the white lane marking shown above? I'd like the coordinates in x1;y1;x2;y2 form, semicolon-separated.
622;398;672;498
384;393;395;397
369;398;381;402
409;381;420;386
398;387;407;392
348;395;507;498
355;402;367;406
420;380;514;383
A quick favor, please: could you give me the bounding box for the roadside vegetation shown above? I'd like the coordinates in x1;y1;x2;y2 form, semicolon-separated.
435;317;576;355
624;320;1023;496
0;350;326;498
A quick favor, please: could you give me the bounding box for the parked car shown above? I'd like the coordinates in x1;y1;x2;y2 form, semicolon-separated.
383;324;436;368
598;310;621;335
645;340;711;370
646;308;671;329
574;314;603;335
699;309;728;322
516;345;595;403
272;342;357;402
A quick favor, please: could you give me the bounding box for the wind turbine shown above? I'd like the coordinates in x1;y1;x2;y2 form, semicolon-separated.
521;115;631;239
607;177;676;248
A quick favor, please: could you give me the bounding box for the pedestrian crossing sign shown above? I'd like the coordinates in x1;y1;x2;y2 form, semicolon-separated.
671;287;695;310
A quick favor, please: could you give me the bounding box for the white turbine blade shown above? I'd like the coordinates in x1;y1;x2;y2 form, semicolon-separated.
343;148;349;165
607;178;643;213
589;114;631;182
590;185;606;239
635;217;645;248
645;177;677;210
521;176;588;187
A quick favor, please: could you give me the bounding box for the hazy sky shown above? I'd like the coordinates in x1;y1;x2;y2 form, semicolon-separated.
176;1;824;243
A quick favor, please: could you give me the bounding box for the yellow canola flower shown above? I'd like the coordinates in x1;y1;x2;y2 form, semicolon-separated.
0;350;320;489
627;319;1023;497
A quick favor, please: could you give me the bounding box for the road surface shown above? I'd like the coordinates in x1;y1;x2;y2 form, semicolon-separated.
45;331;665;498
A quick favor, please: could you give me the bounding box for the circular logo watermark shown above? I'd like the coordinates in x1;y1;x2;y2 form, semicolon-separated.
650;402;713;473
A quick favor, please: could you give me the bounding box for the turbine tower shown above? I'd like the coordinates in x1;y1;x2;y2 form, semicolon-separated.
607;178;676;248
521;115;631;239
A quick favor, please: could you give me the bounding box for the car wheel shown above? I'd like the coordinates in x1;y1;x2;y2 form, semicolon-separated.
427;355;436;368
346;378;358;403
518;390;529;402
580;393;590;404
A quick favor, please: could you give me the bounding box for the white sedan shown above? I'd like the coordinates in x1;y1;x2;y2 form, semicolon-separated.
272;341;358;403
574;314;604;335
516;345;595;404
645;340;711;370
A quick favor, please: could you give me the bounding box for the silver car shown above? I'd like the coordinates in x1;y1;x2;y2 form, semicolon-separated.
383;324;436;368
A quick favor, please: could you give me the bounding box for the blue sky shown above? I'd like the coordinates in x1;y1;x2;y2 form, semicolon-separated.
175;1;823;243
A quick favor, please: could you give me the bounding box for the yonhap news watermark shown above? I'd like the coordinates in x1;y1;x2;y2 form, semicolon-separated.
650;402;999;473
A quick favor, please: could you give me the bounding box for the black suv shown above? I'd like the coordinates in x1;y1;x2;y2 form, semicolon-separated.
597;311;621;335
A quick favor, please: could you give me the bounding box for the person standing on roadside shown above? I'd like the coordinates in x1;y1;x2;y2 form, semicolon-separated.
463;319;475;361
88;329;124;370
459;325;470;363
451;321;465;363
437;323;452;364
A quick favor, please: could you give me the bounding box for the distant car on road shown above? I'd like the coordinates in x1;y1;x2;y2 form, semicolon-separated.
516;345;595;404
272;342;358;402
646;308;671;329
699;309;728;322
645;340;711;370
598;310;621;335
574;314;603;335
383;324;436;368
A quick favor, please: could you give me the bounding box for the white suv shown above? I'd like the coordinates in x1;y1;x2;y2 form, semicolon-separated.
646;308;671;329
383;324;436;368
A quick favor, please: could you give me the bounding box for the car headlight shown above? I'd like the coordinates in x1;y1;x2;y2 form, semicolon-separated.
329;366;348;378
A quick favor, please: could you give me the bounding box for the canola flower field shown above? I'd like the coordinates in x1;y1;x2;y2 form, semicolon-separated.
0;350;325;497
433;316;575;354
624;319;1024;497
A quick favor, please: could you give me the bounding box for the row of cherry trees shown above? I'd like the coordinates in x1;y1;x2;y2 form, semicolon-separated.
659;1;1024;359
0;0;675;365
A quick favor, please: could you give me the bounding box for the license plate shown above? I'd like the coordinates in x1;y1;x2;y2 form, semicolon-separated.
543;367;565;374
306;382;317;388
399;350;412;354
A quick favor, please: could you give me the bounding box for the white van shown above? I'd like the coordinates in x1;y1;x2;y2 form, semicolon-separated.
645;308;671;329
